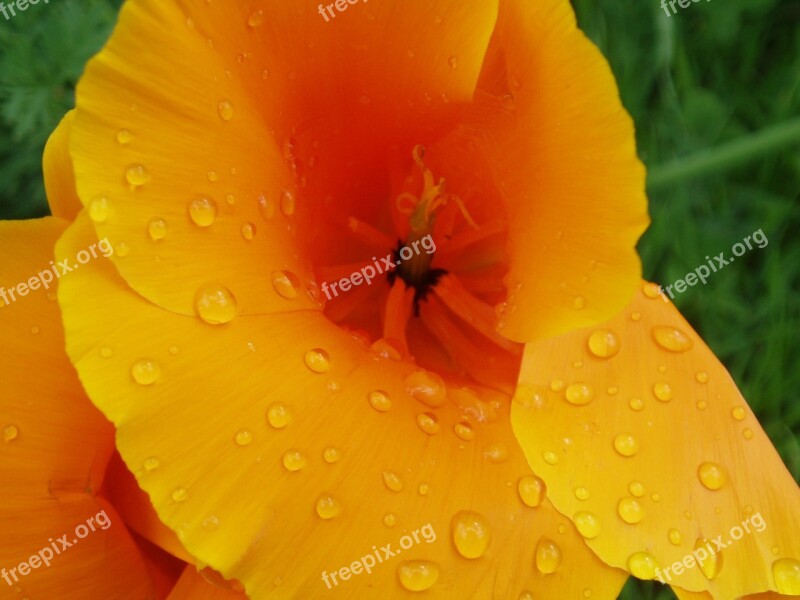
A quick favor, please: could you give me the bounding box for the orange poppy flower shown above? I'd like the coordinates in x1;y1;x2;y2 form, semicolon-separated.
22;0;800;598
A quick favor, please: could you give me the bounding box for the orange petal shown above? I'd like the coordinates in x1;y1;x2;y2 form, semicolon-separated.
512;281;800;597
472;0;649;341
0;218;156;598
166;566;245;600
57;212;626;598
43;111;82;221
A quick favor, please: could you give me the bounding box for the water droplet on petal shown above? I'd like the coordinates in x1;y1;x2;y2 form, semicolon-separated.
653;382;672;402
542;451;559;465
629;482;644;497
3;424;19;442
617;497;644;524
89;197;110;223
240;222;256;240
188;197;218;227
384;513;397;527
550;379;564;392
565;383;594;406
574;486;590;501
194;283;237;324
642;283;662;299
451;511;491;558
272;270;300;299
448;56;458;69
316;494;341;519
100;346;113;358
148;218;168;241
279;189;295;216
202;515;220;532
574;512;601;539
614;433;640;457
482;443;508;463
234;430;252;446
535;538;562;574
652;326;693;352
519;592;534;600
731;406;746;421
126;164;151;187
418;482;429;496
696;371;709;383
283;450;307;471
218;100;234;121
518;476;546;507
697;462;727;490
143;457;160;472
267;403;292;428
323;447;340;463
368;390;392;412
116;129;133;145
572;296;586;310
416;412;440;435
629;397;644;411
131;359;160;385
743;428;754;440
628;552;658;579
405;370;447;407
587;329;620;358
454;422;474;441
172;487;188;502
773;558;800;594
397;561;439;592
668;528;682;545
304;348;330;373
247;9;264;27
382;471;404;492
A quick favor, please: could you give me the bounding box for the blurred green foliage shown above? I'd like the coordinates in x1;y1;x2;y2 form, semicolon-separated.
0;1;797;599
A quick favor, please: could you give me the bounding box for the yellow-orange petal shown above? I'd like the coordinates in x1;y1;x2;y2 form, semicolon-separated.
166;566;245;600
43;111;83;221
472;0;649;341
512;281;800;598
0;218;155;598
57;212;626;598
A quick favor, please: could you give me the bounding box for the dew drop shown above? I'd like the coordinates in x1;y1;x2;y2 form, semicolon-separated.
652;326;693;352
652;382;673;402
234;430;252;446
247;9;264;27
207;170;219;182
448;56;458;69
631;311;642;321
382;471;404;492
668;528;682;545
383;513;397;527
304;348;331;373
283;450;307;471
642;282;661;299
116;129;133;145
574;486;590;501
202;515;220;532
188;196;218;227
617;497;644;524
454;422;475;441
397;560;439;592
695;537;722;579
131;359;160;385
565;383;594;406
519;592;534;600
3;424;19;442
405;370;447;407
697;462;728;490
535;538;562;574
240;222;256;240
100;346;113;358
218;100;234;121
574;511;601;539
731;406;746;421
416;412;440;435
613;433;640;457
148;218;168;241
143;457;160;472
587;329;620;358
172;487;188;502
194;282;237;325
743;428;754;440
518;475;546;507
572;296;586;310
279;189;295;216
272;270;300;299
482;442;508;464
267;403;292;428
629;481;644;497
629;397;644;411
627;552;658;579
451;511;491;558
773;558;800;594
550;379;564;392
542;451;559;465
89;197;110;223
696;371;709;383
316;494;341;519
418;482;429;496
323;447;340;463
368;390;392;412
126;164;151;187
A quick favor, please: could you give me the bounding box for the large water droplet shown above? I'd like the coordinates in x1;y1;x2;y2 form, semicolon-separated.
574;512;601;539
587;329;620;358
565;383;594;406
405;370;447;407
316;494;341;519
397;560;439;592
283;450;307;471
652;382;673;402
131;359;160;385
272;270;300;299
266;403;292;428
773;558;800;594
694;538;722;579
627;552;658;579
451;511;491;558
188;196;218;227
518;475;546;507
279;189;295;216
697;462;727;490
416;412;440;435
613;433;640;457
535;538;562;574
617;497;644;524
194;282;237;324
453;422;474;441
652;326;693;352
304;348;331;373
382;471;404;492
368;390;392;412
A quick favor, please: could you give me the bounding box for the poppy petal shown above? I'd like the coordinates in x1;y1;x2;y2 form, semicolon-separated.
43;111;82;221
511;281;800;597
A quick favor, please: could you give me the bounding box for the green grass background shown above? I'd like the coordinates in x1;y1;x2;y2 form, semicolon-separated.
0;1;797;598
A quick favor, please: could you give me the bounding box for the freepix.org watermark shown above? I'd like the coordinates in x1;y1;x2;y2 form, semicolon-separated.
321;522;437;589
655;512;766;583
0;0;50;22
2;509;112;586
658;228;767;302
321;234;436;301
0;238;113;308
